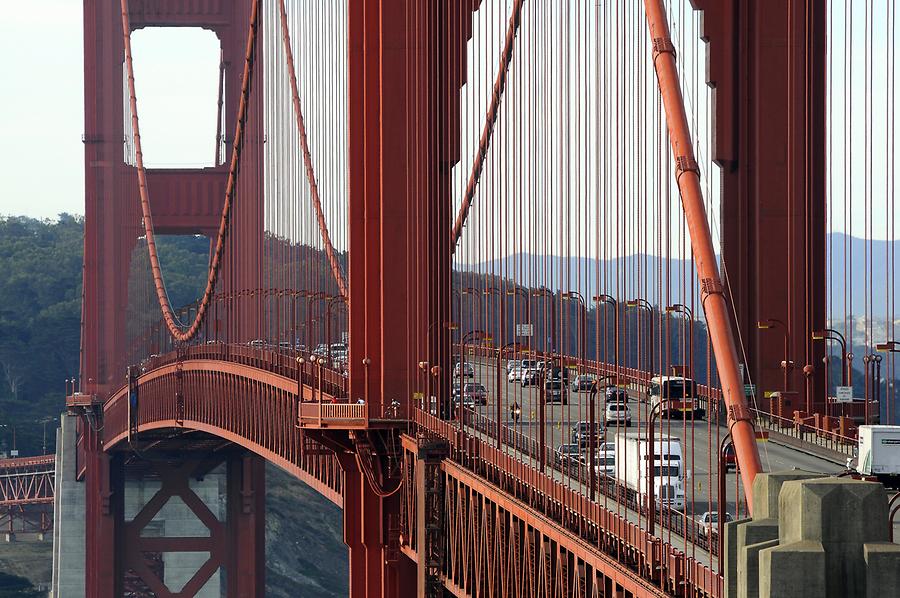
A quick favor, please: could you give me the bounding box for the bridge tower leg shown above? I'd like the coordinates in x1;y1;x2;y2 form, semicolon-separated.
341;453;416;597
83;446;265;597
344;2;477;593
346;0;478;418
694;0;828;414
84;428;123;598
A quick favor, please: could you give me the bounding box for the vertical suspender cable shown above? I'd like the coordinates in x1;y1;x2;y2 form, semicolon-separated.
642;0;763;512
277;0;348;298
119;0;261;343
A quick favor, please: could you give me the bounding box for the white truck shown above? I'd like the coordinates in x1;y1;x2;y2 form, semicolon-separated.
856;425;900;489
614;432;686;511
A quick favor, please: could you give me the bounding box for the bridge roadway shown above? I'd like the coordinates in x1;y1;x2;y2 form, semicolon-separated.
457;358;845;563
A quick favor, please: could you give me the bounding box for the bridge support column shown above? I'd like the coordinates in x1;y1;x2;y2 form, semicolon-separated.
341;454;415;597
347;1;478;419
226;455;266;598
694;0;828;412
84;424;123;598
415;438;448;597
81;446;265;598
726;472;900;597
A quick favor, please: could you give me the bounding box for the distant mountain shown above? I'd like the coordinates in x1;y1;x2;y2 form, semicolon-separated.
465;233;899;319
826;232;900;321
467;253;703;311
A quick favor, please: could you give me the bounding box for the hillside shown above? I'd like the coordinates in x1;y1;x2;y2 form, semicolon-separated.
471;232;900;320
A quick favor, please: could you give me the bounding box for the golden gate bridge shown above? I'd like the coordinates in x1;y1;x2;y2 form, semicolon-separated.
49;0;900;596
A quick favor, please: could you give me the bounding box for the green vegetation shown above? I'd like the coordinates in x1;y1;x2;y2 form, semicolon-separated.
0;217;212;455
0;215;82;454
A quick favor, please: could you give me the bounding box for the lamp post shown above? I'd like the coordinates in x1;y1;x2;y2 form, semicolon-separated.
877;342;898;424
666;303;694;380
507;287;530;348
533;287;556;355
813;329;849;386
717;433;733;571
565;291;587;373
626;299;654;375
461;287;482;329
460;330;490;424
484;287;504;348
862;353;882;426
758;319;791;394
325;295;346;363
41;418;54;455
587;375;616;501
304;292;328;354
593;294;619;377
646;399;670;536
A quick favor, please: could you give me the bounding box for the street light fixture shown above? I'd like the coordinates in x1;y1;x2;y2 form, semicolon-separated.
813;328;849;386
758;319;791;394
666;303;695;380
593;294;619;378
532;287;557;354
564;291;587;372
586;375;616;501
507;287;531;350
626;298;654;374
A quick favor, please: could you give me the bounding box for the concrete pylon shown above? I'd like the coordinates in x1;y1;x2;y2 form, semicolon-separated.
725;471;900;598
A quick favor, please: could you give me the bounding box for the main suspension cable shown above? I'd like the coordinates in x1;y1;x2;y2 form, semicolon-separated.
119;0;262;342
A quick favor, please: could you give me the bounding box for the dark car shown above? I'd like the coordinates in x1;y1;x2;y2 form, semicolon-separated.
571;420;604;448
554;443;582;470
547;365;572;382
521;368;541;386
605;387;629;404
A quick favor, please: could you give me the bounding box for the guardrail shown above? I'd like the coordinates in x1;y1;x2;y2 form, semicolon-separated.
139;342;349;399
749;409;857;459
413;406;723;596
456;406;722;556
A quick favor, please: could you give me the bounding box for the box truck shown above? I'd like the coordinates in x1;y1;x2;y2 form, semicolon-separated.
857;425;900;489
614;432;686;511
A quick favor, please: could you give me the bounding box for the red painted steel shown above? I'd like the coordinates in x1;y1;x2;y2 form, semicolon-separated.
449;0;525;254
643;0;763;509
0;456;54;536
692;0;828;414
75;1;850;596
0;455;55;507
276;0;348;298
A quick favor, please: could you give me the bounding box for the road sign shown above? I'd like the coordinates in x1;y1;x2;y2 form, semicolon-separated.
516;323;534;337
744;384;756;397
836;386;854;403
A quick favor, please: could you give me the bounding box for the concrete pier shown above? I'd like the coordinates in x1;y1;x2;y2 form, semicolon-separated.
726;471;900;598
50;414;85;598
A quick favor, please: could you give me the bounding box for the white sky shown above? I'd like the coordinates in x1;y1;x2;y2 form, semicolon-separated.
0;1;84;219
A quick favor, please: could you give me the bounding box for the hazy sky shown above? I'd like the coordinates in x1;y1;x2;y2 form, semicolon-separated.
2;0;898;248
0;2;218;219
1;1;84;218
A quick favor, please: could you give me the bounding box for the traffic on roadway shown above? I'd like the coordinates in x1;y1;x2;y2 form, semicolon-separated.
449;355;846;565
